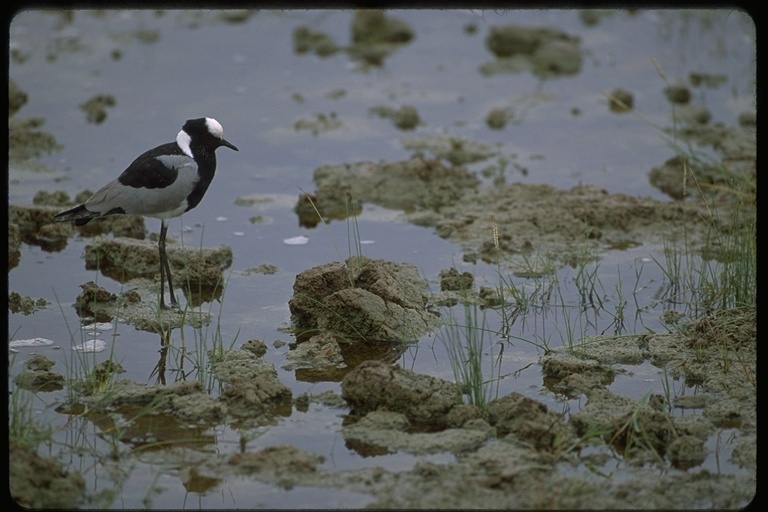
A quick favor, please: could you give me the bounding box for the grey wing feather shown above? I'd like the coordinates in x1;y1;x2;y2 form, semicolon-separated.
85;156;198;218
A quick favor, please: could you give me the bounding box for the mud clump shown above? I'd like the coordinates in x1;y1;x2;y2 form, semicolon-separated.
663;84;691;104
66;278;210;332
69;346;292;429
570;388;678;463
8;204;70;250
12;354;65;392
75;280;118;306
428;182;718;268
283;331;345;372
8;115;62;167
73;281;141;321
668;435;707;470
320;287;425;340
83;379;206;409
289;256;440;342
305;157;479;223
677;104;712;125
608;88;634;112
293;112;342;136
169;393;228;425
369;104;421;130
74;379;226;430
33;190;72;207
38;203;233;324
482;24;582;77
9;78;28;116
486;24;576;57
650;155;737;200
485;107;513;129
241;339;268;358
292;25;340;56
229;445;325;489
650;117;755;202
8;201;146;255
9;444;85;509
8;222;21;269
84;236;232;287
214;349;293;420
342;410;492;456
288;260;354;327
298;153;483;227
402;135;498;166
8;290;48;315
348;9;414;67
341;360;459;423
540;352;615;396
79;93;116;124
293;9;413;68
351;9;413;45
487;392;572;452
439;267;474;291
303;155;742;272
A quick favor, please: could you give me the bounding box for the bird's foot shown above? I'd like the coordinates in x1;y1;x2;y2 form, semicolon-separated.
160;301;181;311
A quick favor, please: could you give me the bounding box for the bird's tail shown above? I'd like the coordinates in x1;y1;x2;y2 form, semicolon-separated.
54;204;97;226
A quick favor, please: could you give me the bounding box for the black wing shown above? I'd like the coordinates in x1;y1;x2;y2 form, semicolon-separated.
117;142;185;189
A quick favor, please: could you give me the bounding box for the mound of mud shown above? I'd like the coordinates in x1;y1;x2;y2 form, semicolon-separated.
482;23;582;77
84;236;232;286
289;256;440;342
298;157;479;227
421;182;720;268
341;359;459;422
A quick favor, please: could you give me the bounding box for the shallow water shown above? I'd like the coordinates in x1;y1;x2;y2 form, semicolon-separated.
8;8;755;509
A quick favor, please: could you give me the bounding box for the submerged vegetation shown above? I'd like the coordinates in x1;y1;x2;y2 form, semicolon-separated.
437;140;755;409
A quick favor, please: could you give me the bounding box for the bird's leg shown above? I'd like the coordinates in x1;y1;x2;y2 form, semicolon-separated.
158;220;179;310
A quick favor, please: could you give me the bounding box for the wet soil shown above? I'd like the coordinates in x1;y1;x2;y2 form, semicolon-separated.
8;10;755;510
17;307;755;507
10;176;756;508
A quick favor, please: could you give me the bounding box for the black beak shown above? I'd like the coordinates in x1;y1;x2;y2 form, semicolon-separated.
221;138;239;151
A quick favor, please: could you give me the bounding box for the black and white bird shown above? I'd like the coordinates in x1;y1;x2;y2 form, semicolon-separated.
54;117;239;310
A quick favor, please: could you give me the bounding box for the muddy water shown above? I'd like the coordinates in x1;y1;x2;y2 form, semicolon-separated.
8;9;755;509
